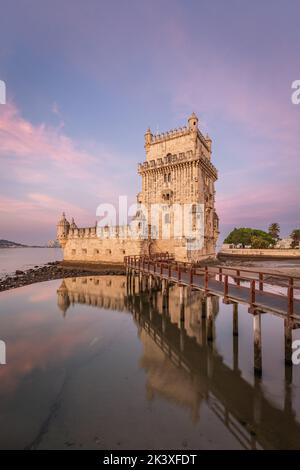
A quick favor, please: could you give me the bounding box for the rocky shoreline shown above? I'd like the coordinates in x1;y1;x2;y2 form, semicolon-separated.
1;258;300;293
0;261;126;292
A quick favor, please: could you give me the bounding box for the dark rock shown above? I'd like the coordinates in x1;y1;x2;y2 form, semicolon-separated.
15;270;24;275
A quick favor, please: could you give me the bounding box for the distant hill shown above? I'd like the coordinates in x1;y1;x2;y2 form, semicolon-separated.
0;239;47;248
0;239;29;248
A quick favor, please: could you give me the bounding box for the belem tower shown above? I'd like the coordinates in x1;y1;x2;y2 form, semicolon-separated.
57;113;219;264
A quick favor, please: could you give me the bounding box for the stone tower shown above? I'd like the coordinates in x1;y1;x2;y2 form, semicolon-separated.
56;212;70;248
56;113;219;264
137;112;219;260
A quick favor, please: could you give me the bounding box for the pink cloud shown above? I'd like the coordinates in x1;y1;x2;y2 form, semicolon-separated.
0;194;87;224
0;100;134;242
216;183;300;226
0;101;95;178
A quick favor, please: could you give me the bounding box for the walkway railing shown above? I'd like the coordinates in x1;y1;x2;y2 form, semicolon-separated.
124;255;300;319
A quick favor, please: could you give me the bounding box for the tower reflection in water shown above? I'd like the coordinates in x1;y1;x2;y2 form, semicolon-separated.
57;275;300;450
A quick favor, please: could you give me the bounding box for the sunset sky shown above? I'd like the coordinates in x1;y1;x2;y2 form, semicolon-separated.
0;0;299;245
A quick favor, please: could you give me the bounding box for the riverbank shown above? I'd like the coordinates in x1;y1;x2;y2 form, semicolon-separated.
218;258;300;288
0;261;126;292
219;248;300;260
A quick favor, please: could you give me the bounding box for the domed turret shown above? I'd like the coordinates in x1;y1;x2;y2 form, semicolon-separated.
205;133;212;153
56;212;70;247
144;127;153;152
188;112;198;132
70;217;78;229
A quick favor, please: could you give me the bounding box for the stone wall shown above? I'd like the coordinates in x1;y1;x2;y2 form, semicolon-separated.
219;248;300;258
63;236;146;264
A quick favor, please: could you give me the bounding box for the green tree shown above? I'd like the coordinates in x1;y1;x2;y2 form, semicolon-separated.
268;222;280;240
291;229;300;248
250;236;270;249
224;227;275;248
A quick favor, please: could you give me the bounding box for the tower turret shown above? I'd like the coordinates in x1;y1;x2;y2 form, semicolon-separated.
188;112;198;132
70;217;78;229
144;127;153;155
205;133;212;152
56;212;70;247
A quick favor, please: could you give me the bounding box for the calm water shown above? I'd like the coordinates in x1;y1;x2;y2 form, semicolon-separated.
0;276;300;449
0;247;63;278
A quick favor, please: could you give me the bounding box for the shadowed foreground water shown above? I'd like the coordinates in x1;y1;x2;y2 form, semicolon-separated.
0;275;299;449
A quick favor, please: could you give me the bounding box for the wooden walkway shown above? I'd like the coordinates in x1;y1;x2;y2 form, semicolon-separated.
125;254;300;319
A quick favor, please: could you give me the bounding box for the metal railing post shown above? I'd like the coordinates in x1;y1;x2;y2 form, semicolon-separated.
250;279;256;306
224;274;229;299
288;278;294;317
259;273;263;291
190;267;193;285
205;266;209;291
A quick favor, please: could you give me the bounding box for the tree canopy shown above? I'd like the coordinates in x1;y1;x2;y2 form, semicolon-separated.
291;229;300;248
224;227;275;248
268;222;280;239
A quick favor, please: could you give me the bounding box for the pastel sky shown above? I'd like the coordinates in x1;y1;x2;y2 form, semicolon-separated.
0;0;299;245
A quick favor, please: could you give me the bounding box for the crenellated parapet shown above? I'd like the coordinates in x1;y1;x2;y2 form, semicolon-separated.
138;152;217;181
68;226;97;239
145;126;210;149
148;126;190;144
62;224;133;240
144;112;212;165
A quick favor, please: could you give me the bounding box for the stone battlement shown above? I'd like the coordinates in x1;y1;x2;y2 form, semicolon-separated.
148;126;190;144
144;112;212;163
67;225;131;240
138;152;217;180
146;126;209;148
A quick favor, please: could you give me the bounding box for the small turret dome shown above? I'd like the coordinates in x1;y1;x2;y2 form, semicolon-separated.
144;127;153;146
57;213;70;247
188;112;198;131
57;212;70;228
70;217;78;229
